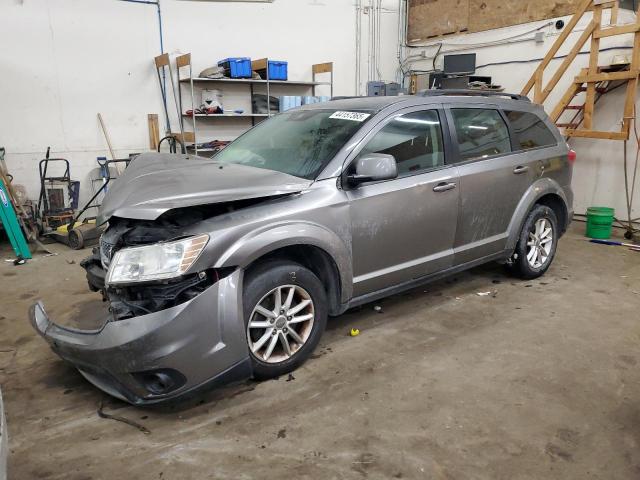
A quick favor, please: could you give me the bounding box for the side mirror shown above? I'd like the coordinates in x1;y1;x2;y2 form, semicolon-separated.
347;153;398;186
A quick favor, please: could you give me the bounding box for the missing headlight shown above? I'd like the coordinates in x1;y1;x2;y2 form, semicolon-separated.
108;269;218;320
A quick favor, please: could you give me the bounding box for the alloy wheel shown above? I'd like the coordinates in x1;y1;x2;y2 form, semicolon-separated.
246;285;315;364
526;218;553;269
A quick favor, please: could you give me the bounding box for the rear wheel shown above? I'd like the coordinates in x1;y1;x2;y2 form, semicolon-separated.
507;205;559;280
243;261;327;380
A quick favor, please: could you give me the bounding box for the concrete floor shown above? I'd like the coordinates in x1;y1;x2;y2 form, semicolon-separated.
1;224;639;480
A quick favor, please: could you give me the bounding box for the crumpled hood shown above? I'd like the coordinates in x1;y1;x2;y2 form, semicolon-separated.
98;152;312;223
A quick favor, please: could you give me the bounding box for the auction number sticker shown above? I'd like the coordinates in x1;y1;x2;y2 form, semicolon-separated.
330;111;371;122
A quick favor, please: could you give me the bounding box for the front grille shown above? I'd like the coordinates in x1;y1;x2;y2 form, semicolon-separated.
100;236;116;269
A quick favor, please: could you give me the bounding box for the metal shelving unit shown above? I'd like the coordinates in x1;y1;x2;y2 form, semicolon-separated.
182;78;326;87
176;54;334;155
182;113;269;118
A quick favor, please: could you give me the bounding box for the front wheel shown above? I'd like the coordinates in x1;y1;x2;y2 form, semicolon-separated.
507;205;559;280
243;261;327;380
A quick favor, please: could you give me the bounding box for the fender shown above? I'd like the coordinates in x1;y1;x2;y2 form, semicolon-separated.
505;177;570;252
214;221;353;303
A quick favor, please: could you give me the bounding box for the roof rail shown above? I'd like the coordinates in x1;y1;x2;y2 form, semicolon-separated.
418;89;531;102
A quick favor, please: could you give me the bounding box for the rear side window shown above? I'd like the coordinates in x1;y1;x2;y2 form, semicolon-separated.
451;108;511;161
505;110;558;150
358;110;445;176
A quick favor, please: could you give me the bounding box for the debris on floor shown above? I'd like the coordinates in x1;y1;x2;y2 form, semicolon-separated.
350;328;360;337
373;305;383;313
97;401;151;435
477;290;499;298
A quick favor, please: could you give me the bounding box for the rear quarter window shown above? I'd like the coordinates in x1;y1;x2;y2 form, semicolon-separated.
505;110;558;150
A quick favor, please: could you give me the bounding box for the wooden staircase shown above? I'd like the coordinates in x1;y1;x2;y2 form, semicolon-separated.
552;64;633;139
521;0;640;141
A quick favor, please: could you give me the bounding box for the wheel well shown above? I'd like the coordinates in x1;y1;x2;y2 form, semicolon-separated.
536;194;568;235
246;245;342;316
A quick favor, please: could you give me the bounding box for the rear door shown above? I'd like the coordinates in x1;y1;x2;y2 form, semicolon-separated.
346;106;460;296
445;104;543;265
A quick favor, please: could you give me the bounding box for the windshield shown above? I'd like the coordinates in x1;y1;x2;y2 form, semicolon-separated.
214;109;373;179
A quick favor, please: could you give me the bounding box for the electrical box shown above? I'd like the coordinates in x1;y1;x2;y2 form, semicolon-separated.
367;81;403;97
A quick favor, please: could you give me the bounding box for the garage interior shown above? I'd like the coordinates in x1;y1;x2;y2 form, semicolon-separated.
1;0;640;479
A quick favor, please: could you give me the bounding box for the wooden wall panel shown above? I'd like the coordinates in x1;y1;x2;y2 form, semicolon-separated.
468;0;583;33
407;0;583;44
407;0;469;44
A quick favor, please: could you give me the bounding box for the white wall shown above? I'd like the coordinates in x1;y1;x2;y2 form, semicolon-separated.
0;0;400;208
402;7;640;220
4;0;634;222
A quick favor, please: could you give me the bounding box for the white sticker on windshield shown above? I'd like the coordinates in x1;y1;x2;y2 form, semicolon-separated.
329;111;371;122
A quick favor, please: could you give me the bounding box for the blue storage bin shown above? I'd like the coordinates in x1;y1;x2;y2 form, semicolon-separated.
267;60;288;80
302;96;330;105
217;57;252;79
279;96;302;112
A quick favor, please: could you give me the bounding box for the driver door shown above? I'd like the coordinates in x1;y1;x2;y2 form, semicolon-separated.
346;107;460;297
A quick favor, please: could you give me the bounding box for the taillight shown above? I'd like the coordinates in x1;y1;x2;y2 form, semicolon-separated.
567;149;577;164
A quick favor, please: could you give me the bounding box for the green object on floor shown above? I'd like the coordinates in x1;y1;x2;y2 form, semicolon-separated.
0;177;32;260
586;206;615;239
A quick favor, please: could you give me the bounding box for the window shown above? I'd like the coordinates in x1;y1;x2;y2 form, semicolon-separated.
215;109;371;179
357;110;445;176
451;109;511;161
506;110;558;150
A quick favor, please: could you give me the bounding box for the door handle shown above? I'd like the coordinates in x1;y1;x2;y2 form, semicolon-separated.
513;165;530;174
433;182;457;193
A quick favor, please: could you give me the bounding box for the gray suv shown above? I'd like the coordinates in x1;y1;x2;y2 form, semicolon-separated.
30;92;574;405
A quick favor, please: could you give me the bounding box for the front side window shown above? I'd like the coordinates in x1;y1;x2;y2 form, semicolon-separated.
505;110;558;150
357;110;445;176
214;109;372;179
451;108;511;161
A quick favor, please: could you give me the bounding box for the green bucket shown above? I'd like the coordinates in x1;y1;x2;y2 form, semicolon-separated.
586;207;615;239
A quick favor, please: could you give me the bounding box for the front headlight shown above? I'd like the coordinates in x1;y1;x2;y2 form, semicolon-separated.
106;234;209;285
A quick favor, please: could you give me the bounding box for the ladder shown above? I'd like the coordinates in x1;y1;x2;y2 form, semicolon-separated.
0;177;31;260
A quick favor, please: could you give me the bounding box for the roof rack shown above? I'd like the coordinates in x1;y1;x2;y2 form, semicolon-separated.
417;89;531;102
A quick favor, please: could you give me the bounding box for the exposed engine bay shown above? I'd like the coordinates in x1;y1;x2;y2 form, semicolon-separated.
80;204;249;321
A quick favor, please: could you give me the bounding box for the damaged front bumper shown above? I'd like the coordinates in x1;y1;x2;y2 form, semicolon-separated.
29;270;252;405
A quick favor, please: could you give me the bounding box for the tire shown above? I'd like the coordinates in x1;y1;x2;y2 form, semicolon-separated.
68;228;84;250
507;205;559;280
243;260;327;380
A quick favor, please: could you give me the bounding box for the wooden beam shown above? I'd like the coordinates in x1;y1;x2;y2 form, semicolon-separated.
621;118;632;139
551;79;584;123
148;114;159;151
583;5;603;130
610;0;619;25
594;24;640;38
154;53;170;68
252;58;269;72
564;129;629;140
312;62;333;75
521;0;593;96
175;53;191;69
622;28;640;129
587;1;616;10
171;132;195;144
539;20;597;103
534;69;543;103
575;70;640;83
